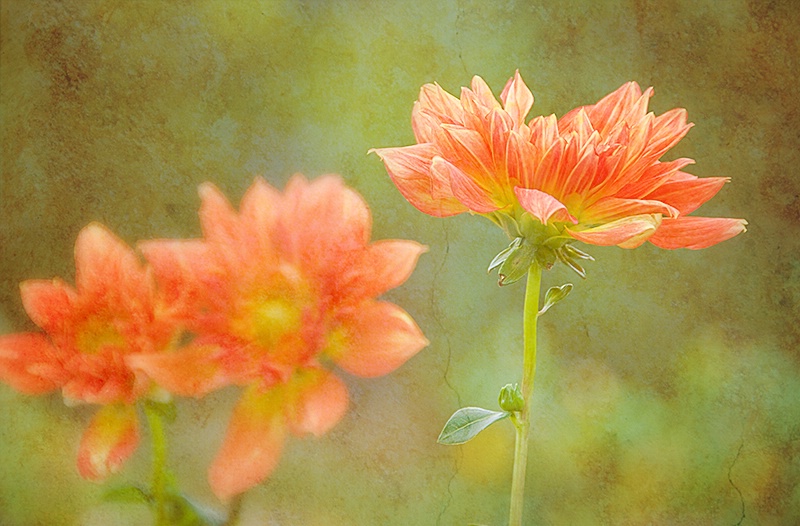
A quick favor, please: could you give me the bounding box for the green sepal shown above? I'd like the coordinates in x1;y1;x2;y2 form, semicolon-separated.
498;242;537;286
539;283;573;316
498;383;525;412
163;493;225;526
488;237;522;273
437;407;511;445
102;484;152;504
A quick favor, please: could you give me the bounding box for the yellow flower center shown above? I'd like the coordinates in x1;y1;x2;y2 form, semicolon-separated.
75;317;126;354
246;297;303;349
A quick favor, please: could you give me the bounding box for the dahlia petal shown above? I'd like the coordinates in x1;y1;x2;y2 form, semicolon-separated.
198;182;242;246
333;300;428;378
432;157;500;213
643;174;729;215
506;131;537;188
567;215;662;247
286;370;349;437
514;187;577;225
19;279;76;334
462;76;500;114
500;70;534;127
139;239;218;317
126;343;234;397
0;333;62;393
649;216;748;250
77;404;140;481
335;240;427;304
439;125;497;183
74;223;148;301
371;144;466;217
240;177;282;239
582;197;679;222
208;385;286;500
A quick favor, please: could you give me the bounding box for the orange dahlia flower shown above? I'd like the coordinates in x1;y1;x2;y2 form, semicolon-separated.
372;71;746;263
128;174;428;500
0;223;178;480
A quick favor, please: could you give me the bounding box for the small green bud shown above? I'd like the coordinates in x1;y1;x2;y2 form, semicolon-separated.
498;383;525;412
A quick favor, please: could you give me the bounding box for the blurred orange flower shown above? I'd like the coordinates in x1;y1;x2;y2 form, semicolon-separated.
0;223;176;480
372;71;746;251
128;174;428;500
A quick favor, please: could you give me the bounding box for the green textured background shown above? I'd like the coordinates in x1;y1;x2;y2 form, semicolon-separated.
1;1;798;524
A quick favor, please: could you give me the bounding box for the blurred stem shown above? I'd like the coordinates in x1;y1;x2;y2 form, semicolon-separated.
508;263;541;526
223;494;244;526
144;401;169;526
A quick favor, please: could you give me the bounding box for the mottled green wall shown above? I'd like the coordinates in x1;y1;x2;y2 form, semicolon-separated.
1;0;797;524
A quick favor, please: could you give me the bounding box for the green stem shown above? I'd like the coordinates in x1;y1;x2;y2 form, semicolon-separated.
144;401;169;526
508;263;542;526
223;494;244;526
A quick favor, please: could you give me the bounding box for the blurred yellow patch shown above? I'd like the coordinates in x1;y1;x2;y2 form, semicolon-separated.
457;418;515;486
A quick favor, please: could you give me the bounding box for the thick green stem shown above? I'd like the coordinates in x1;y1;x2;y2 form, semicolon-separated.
144;402;169;526
508;264;542;526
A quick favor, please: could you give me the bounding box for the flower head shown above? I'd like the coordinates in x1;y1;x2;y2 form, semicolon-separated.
129;174;428;500
0;223;177;480
372;71;746;264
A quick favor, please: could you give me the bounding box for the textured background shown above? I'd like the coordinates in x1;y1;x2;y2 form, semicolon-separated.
1;1;798;524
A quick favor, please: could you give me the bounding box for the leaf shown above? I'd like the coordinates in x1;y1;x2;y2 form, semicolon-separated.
539;283;573;316
102;485;151;504
437;407;510;445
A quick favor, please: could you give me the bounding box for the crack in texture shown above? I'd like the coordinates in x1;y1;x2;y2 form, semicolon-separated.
728;441;745;526
430;219;463;526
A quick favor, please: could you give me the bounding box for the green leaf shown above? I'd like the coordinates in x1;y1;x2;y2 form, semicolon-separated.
437;407;510;445
102;485;151;504
539;283;573;316
498;242;536;286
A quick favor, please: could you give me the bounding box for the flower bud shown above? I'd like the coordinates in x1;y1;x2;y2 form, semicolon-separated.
498;383;525;412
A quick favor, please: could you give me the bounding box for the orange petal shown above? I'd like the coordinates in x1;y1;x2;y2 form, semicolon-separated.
74;223;148;300
208;385;286;501
649;216;748;250
432;157;500;214
332;300;428;378
0;333;62;393
643;175;729;215
500;70;534;127
286;370;349;437
77;403;140;481
370;144;467;217
567;215;662;247
334;240;427;305
139;239;218;316
198;182;242;247
514;188;577;225
126;343;235;397
582;197;678;222
19;279;77;334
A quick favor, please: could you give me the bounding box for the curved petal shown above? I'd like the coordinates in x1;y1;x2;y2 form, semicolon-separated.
500;70;534;127
77;403;140;481
286;370;349;437
332;300;428;378
208;385;287;501
649;216;747;250
278;174;372;265
126;343;236;397
74;223;148;300
643;175;729;215
139;239;219;318
333;240;427;304
514;187;577;225
432;157;500;214
567;215;661;247
19;279;77;334
370;144;467;217
582;197;678;222
198;182;242;247
0;333;62;393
